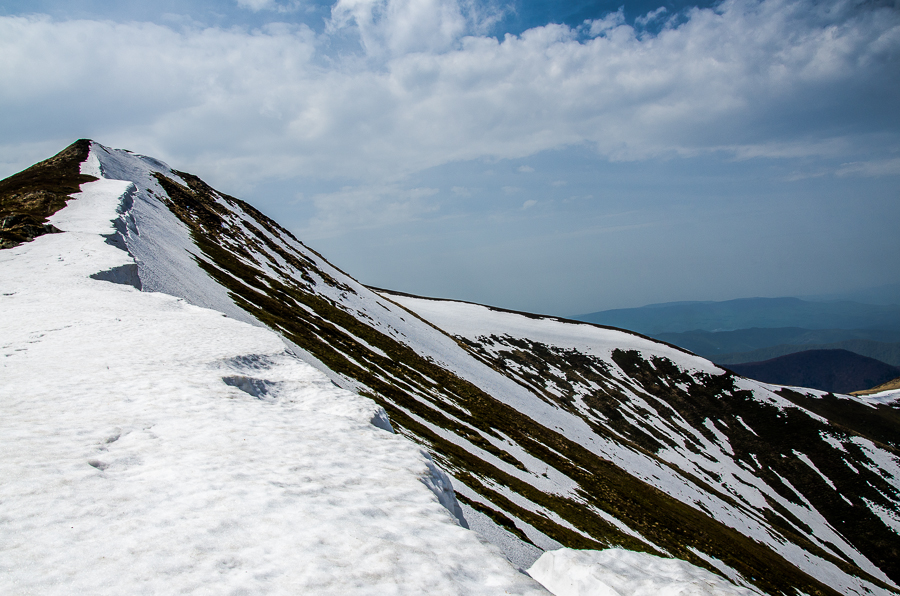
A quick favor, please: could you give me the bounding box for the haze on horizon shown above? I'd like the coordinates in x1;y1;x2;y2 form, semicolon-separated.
1;0;898;316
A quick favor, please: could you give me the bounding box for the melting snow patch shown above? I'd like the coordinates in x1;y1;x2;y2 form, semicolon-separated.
793;451;836;490
528;548;760;596
863;498;900;535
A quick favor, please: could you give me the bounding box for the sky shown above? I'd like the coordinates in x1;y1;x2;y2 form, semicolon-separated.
1;0;898;316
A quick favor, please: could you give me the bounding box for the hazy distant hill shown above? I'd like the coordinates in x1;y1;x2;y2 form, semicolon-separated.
725;349;900;394
652;328;900;366
654;327;900;356
573;298;900;335
801;283;900;306
714;339;900;367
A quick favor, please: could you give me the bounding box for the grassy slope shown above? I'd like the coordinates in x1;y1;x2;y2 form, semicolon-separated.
0;140;95;249
854;377;900;396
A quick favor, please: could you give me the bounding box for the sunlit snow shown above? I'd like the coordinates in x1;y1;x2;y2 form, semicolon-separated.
528;548;761;596
0;172;546;594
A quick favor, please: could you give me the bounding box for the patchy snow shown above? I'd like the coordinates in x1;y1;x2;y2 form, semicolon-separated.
793;451;837;490
863;498;900;536
528;548;761;596
858;388;900;406
0;176;547;594
686;548;758;592
388;292;900;595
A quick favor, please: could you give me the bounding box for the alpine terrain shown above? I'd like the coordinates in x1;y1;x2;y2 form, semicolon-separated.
2;141;899;596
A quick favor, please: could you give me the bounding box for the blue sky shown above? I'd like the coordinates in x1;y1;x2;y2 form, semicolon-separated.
1;0;898;315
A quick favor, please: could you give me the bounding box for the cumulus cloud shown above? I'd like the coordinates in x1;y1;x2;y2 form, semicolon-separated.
0;0;898;190
331;0;506;52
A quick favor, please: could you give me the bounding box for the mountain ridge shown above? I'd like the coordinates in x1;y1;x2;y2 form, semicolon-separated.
3;140;900;596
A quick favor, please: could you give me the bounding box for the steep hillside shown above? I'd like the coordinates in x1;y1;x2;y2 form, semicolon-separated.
726;350;900;394
4;141;900;596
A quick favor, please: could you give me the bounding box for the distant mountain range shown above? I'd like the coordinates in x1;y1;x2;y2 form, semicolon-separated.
652;328;900;367
572;300;900;383
714;339;900;368
725;349;900;394
572;298;900;335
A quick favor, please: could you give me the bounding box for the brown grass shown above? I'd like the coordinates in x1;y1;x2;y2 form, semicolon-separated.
852;376;900;396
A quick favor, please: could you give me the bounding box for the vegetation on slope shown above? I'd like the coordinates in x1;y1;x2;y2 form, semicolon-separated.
0;140;95;249
854;376;900;396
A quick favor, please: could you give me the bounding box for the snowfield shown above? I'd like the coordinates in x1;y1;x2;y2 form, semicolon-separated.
0;174;547;594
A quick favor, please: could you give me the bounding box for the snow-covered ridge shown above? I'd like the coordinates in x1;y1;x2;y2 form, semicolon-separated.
0;149;545;594
3;141;899;596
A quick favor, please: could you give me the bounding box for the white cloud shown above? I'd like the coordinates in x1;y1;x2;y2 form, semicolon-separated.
634;7;667;29
0;0;898;197
517;165;534;173
237;0;303;13
237;0;276;10
522;199;537;209
836;157;900;177
328;0;493;55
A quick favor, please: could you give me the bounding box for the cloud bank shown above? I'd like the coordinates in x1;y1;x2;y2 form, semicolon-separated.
1;0;898;188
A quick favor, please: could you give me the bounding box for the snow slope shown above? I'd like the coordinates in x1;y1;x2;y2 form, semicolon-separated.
387;293;900;596
859;387;900;406
0;164;546;594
